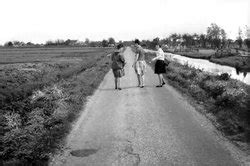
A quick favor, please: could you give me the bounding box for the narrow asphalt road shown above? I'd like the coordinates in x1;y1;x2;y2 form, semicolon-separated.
50;47;242;166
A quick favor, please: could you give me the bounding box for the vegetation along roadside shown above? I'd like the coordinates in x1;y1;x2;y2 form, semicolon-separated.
145;52;250;154
1;47;114;165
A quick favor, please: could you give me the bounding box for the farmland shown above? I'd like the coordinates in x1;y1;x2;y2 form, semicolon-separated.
1;47;114;165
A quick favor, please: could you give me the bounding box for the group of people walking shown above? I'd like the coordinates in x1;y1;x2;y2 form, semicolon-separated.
110;39;168;90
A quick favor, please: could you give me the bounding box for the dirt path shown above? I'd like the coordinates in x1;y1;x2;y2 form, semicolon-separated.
50;47;244;166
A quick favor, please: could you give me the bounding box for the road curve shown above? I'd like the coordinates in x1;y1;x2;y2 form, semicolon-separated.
50;47;242;166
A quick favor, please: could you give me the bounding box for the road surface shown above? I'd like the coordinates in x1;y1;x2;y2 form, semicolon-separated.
50;47;243;166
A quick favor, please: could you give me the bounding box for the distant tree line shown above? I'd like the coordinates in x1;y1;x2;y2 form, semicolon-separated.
141;23;250;51
2;41;40;47
1;37;120;48
1;23;249;51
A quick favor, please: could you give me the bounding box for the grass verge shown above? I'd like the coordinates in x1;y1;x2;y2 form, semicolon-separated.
146;52;250;154
1;48;113;165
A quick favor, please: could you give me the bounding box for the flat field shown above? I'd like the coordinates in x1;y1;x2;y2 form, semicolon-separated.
0;47;112;64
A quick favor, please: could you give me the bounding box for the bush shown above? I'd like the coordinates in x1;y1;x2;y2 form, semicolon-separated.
2;85;64;161
179;69;197;80
4;112;22;131
202;80;227;99
216;73;231;81
215;87;247;108
188;84;207;101
2;84;78;162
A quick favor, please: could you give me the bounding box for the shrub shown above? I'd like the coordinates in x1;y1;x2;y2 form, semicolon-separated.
165;72;178;81
4;112;22;131
176;75;190;88
2;85;69;161
216;73;231;81
192;71;207;85
188;84;207;101
202;80;227;99
215;87;247;108
198;74;213;88
187;69;197;79
179;69;197;80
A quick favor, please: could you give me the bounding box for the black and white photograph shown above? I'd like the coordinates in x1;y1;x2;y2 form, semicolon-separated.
1;0;250;165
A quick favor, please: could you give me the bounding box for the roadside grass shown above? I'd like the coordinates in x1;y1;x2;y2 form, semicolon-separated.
146;52;250;152
1;47;113;165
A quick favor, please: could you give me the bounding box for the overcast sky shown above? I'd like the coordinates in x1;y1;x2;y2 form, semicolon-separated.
0;0;249;44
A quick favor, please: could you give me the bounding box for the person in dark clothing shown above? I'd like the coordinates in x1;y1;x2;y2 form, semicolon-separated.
151;44;166;87
111;44;126;90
